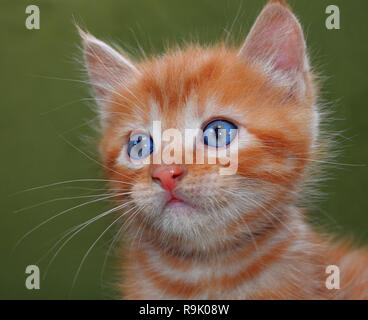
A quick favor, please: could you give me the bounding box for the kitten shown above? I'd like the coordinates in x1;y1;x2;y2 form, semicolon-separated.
79;0;368;299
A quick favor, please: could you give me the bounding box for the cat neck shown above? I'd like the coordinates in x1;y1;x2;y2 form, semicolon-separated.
123;205;322;299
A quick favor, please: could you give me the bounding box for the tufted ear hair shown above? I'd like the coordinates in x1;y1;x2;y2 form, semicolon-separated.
78;27;139;108
239;0;309;94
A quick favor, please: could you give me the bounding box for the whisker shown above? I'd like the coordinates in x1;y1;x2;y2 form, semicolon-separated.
12;178;134;196
69;205;137;296
100;205;144;283
13;193;127;250
42;200;136;280
14;192;132;214
287;157;365;167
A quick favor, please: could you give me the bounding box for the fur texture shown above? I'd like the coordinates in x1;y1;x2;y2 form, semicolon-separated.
79;0;368;299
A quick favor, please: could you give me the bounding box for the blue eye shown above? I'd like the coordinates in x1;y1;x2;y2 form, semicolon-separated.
127;133;153;160
203;119;237;148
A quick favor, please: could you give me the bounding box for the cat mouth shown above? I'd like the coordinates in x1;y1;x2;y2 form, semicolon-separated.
165;194;192;209
167;195;184;205
168;197;183;204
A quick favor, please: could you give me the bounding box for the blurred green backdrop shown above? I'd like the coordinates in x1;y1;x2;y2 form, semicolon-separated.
1;0;367;299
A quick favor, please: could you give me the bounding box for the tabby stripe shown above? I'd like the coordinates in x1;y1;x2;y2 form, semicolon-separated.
138;234;293;298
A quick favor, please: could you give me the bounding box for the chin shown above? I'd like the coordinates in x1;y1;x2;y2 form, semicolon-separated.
161;202;204;229
153;200;227;252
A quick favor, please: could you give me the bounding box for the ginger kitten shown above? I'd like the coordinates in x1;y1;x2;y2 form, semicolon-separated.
79;0;368;299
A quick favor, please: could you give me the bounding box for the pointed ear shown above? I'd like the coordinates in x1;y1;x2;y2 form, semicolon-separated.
239;0;309;92
78;27;139;105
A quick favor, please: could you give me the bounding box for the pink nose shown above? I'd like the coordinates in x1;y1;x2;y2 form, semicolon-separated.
152;165;184;191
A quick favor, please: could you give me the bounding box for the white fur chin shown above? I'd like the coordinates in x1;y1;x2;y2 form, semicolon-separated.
161;206;211;234
164;202;196;214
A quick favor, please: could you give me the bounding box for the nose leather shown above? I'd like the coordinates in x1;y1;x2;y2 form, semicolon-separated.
152;165;184;191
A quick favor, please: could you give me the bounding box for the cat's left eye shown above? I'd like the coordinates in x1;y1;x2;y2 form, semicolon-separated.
127;133;153;160
203;119;238;148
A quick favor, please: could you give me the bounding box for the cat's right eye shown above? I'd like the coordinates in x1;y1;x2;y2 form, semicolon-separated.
127;133;153;160
203;119;238;148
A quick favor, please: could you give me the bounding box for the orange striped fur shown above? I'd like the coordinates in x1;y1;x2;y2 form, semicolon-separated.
80;1;368;299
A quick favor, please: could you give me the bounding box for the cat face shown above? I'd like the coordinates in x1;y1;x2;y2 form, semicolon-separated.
80;0;318;253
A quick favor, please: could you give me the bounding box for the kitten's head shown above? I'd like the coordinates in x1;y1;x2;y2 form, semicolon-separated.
80;0;318;254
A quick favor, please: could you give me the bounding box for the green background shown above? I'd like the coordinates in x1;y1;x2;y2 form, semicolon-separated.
1;0;367;299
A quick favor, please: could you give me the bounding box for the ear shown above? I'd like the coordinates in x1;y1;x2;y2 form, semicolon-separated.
239;0;309;92
78;27;139;106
